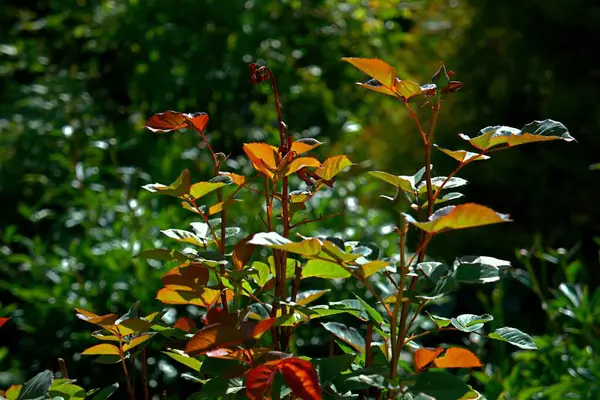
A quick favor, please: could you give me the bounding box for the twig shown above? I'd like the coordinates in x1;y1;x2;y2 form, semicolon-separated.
289;212;342;230
57;358;69;379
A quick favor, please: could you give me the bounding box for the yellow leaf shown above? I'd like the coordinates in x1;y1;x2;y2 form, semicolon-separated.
190;181;227;199
291;138;323;155
342;57;397;90
435;145;489;163
123;333;155;352
315;155;353;181
243;143;279;179
156;288;230;308
283;157;321;177
404;203;511;234
81;343;120;356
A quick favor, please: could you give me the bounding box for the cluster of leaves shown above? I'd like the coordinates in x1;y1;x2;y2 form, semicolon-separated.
2;57;574;400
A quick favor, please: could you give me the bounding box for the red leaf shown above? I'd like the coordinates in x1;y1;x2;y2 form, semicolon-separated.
246;363;278;400
145;111;209;133
184;323;245;356
278;358;322;400
414;347;444;372
0;317;9;329
232;235;256;271
174;316;197;333
241;318;276;340
433;348;483;369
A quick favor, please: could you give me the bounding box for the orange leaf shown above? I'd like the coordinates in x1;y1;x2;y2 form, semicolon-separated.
219;172;246;186
243;143;279;179
246;363;278;400
174;317;197;333
232;236;256;271
414;347;444;372
0;317;9;329
278;358;322;400
145;111;209;133
342;58;397;90
75;309;118;328
404;203;511;234
291;138;323;155
241;318;276;340
433;348;483;369
162;263;210;292
185;323;246;356
283;157;321;177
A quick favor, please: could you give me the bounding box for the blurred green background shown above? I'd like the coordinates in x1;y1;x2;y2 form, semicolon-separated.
1;0;599;398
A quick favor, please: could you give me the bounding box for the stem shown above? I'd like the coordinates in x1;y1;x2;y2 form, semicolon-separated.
267;70;287;152
142;348;149;400
57;358;69;379
289;212;342;230
118;337;136;400
390;223;408;378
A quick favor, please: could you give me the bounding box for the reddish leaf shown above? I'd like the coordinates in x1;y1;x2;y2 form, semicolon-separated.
0;317;9;329
81;343;121;356
156;287;230;308
75;309;118;328
246;363;278;400
433;348;483;369
232;236;256;271
278;358;322;400
241;318;276;340
145;111;209;133
174;317;197;333
204;307;237;326
414;347;444;372
243;143;279;179
161;263;210;292
185;323;246;356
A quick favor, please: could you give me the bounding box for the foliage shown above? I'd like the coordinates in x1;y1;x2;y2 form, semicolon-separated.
2;57;574;399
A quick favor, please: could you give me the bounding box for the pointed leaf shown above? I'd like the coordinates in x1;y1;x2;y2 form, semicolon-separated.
404;203;511;234
243;143;278;179
75;309;118;328
190;181;227;199
315;155;353;181
115;318;151;336
433;348;482;369
185;323;246;356
302;259;350;279
174;317;197;332
428;313;451;328
451;314;493;332
369;171;417;193
246;363;278;400
358;260;390;278
122;333;155;352
162;264;210;292
81;344;120;356
342;57;397;89
145;111;209;133
135;248;188;262
291;138;323;155
90;383;119;400
488;327;537;349
434;145;489;163
278;358;322;400
156;287;228;307
414;348;444;371
460;119;574;151
453;256;510;284
141;169;191;198
321;322;365;352
242;318;276;340
294;290;330;306
163;349;202;372
248;232;322;256
160;229;208;247
218;172;245;186
0;317;9;329
418;176;468;194
283;157;321;177
232;236;256;271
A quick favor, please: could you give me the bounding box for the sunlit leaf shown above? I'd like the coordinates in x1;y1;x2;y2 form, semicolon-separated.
141;169;191;198
418;176;468;194
174;317;197;333
248;232;322;256
404;203;511;234
315;155;353;181
75;309;118;328
453;256;510;284
135;248;188;262
294;289;330;306
243;143;278;179
208;199;242;216
160;228;208;247
434;145;489;163
156;287;228;308
81;344;120;356
427;313;451;328
358;260;389;278
278;358;322;400
5;385;22;400
414;348;443;371
145;111;209;133
163;349;202;372
291;138;323;155
451;314;493;332
302;259;350;279
342;57;397;90
190;181;227;199
246;363;277;400
459;119;574;151
185;323;246;356
162;264;209;292
356;78;398;97
433;348;482;369
321;322;365;352
122;333;155;352
488;327;537;349
218;172;245;186
282;157;321;177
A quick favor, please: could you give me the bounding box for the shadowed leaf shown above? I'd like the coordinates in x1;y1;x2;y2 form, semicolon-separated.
0;317;9;329
233;236;256;271
453;256;510;284
413;371;470;400
16;370;53;400
246;363;278;400
294;290;330;306
163;349;201;371
279;358;322;400
145;111;209;133
185;323;246;356
141;169;191;198
174;317;197;333
122;333;155;352
162;264;210;292
156;288;228;308
321;322;365;352
283;157;321;177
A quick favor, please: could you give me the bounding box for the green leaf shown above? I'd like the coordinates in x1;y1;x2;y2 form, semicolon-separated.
49;380;86;400
404;203;511;234
294;289;330;306
250;261;272;287
190;181;227;199
453;256;510;284
315;155;354;180
135;248;188;262
314;354;354;384
344;374;387;390
418;176;468;194
16;370;53;400
302;259;350;279
459;119;574;151
90;383;119;400
434;145;489;163
248;232;322;256
352;294;385;325
412;370;470;400
141;169;191;198
451;314;493;332
368;171;417;193
160;229;208;247
321;322;365;352
427;313;451;328
488;327;537;349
